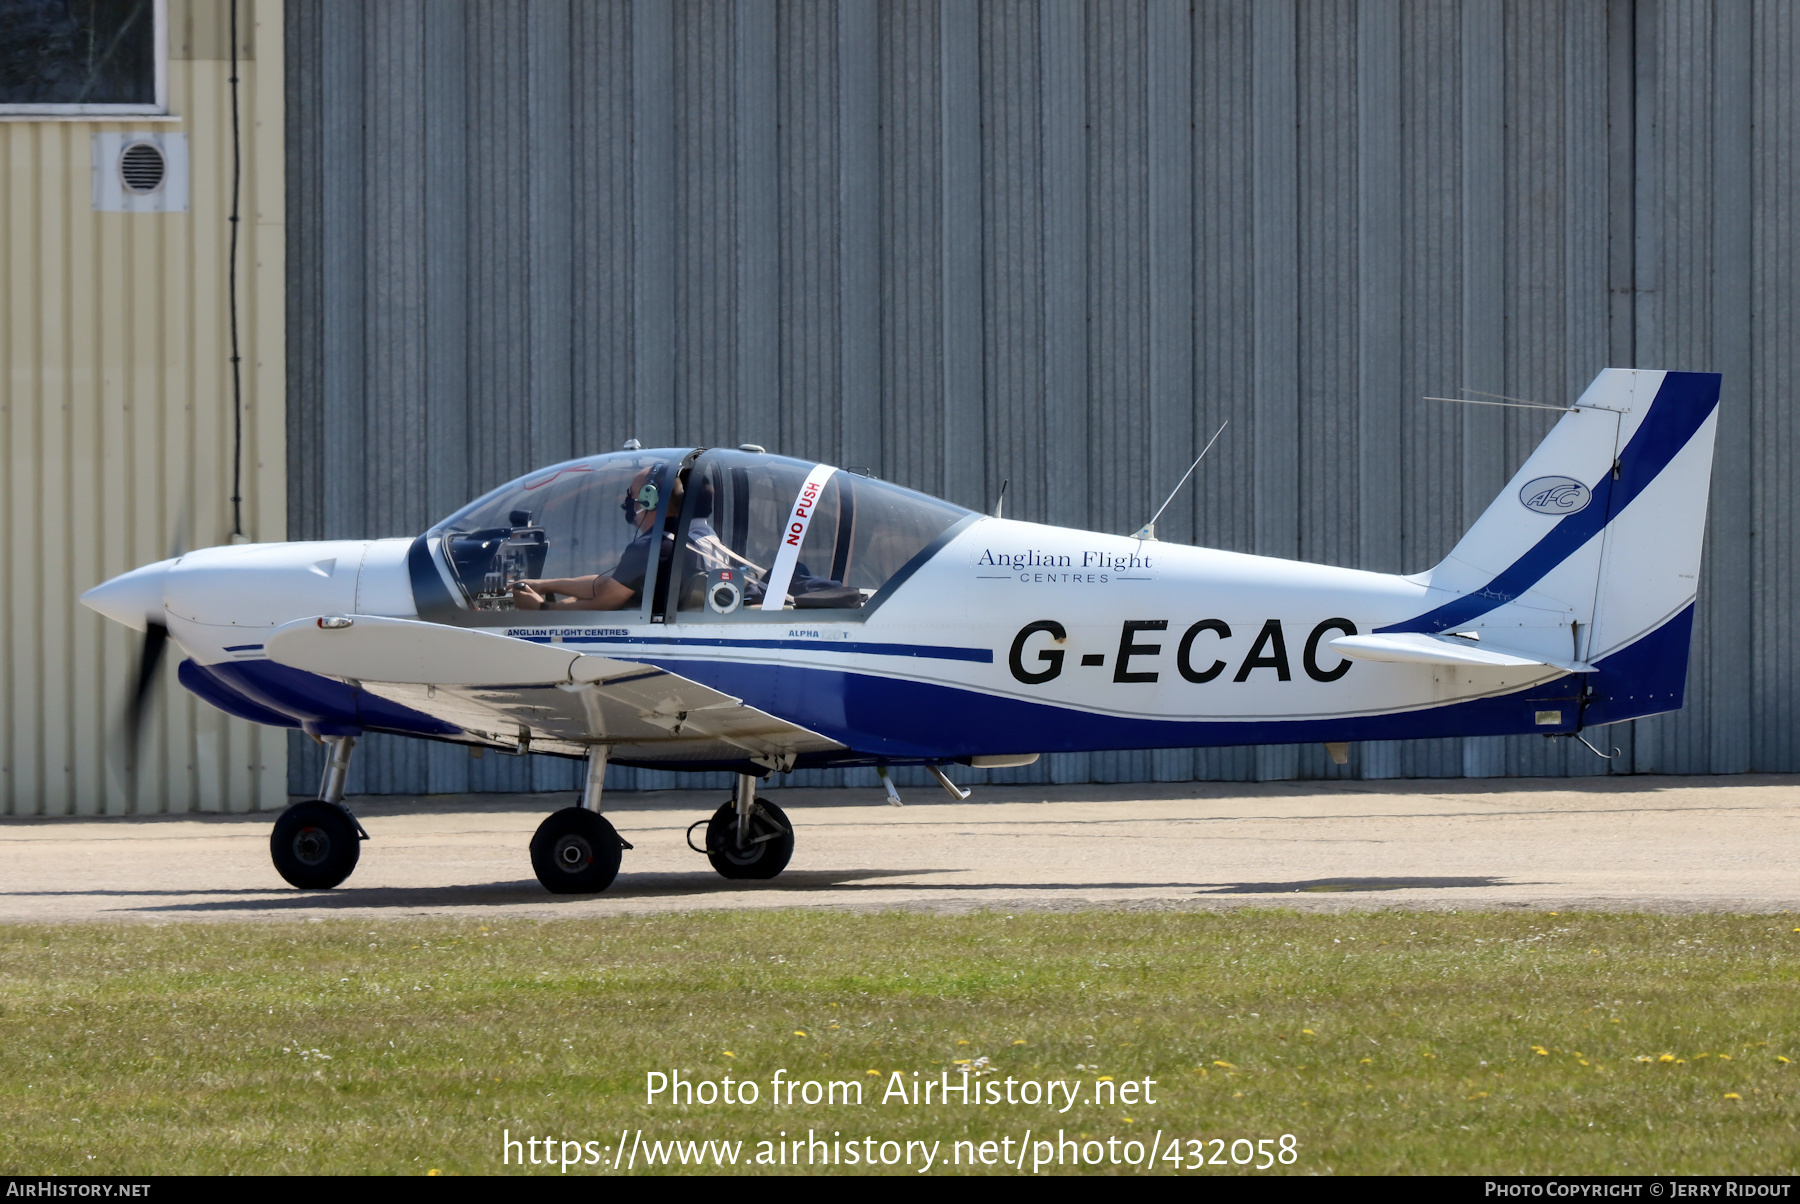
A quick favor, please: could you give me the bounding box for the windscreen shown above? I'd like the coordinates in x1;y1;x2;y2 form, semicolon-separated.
427;450;683;612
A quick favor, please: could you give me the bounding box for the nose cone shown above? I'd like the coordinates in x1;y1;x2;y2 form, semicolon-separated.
81;558;177;631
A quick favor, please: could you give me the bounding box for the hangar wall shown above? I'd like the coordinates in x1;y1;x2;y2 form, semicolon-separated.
284;0;1798;799
3;0;288;816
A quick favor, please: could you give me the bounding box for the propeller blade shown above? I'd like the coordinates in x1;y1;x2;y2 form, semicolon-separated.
120;621;171;772
110;509;184;790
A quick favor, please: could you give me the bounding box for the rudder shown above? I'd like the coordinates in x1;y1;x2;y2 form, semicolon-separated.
1582;371;1722;722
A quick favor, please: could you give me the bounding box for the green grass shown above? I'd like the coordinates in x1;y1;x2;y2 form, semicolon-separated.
2;911;1798;1175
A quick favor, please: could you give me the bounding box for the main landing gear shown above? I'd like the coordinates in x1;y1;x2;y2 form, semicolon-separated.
535;755;794;892
531;747;633;894
689;773;794;880
270;735;369;890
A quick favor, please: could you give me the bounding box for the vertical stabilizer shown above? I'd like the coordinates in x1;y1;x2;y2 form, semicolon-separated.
1382;369;1721;722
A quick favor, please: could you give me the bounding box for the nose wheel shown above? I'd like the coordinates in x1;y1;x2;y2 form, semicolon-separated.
270;735;368;890
270;799;363;889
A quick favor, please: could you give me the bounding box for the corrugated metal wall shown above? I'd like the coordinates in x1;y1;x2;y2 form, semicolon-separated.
285;0;1798;800
3;0;288;816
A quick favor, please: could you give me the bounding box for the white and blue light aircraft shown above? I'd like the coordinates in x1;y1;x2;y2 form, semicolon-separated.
82;368;1720;894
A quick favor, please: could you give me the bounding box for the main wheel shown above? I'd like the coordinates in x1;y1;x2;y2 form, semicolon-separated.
705;797;794;880
270;801;362;890
530;807;624;894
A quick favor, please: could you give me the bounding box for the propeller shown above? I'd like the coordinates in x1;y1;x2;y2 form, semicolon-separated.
111;506;190;785
120;621;171;773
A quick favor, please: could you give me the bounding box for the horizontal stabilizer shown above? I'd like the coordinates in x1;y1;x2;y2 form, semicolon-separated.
266;615;648;686
1330;632;1592;674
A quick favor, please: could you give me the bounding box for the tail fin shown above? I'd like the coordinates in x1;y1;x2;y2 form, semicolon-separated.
1384;368;1721;722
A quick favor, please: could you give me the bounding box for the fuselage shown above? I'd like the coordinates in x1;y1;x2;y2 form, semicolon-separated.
88;517;1606;767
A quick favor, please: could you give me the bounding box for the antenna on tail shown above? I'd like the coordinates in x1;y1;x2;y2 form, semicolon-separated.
1422;387;1575;414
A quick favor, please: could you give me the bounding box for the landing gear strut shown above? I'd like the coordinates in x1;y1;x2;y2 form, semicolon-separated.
697;773;794;880
531;746;630;894
270;734;369;890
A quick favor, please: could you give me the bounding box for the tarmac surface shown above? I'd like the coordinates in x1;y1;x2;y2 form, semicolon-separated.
2;774;1797;922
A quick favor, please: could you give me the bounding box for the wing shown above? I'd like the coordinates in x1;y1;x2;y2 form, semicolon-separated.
264;614;842;765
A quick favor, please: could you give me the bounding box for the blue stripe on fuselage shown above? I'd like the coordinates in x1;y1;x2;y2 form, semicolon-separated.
179;660;302;729
197;659;460;739
631;657;1588;758
512;633;993;664
1379;372;1719;635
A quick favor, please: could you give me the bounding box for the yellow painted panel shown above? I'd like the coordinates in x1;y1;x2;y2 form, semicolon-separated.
1;0;286;815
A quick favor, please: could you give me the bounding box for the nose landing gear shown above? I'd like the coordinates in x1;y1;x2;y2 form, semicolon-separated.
270;734;369;890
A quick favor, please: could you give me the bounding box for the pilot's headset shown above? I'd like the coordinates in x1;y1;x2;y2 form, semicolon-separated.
619;462;670;524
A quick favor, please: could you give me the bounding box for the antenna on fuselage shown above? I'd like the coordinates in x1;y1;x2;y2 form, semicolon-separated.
1131;420;1228;542
991;478;1009;519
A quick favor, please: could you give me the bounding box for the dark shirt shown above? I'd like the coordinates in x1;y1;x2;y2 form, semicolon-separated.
610;528;676;604
611;530;654;598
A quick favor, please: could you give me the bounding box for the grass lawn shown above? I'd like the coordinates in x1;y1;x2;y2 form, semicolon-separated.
2;910;1797;1176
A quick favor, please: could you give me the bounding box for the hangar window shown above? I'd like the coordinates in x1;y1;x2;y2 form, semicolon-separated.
0;0;166;116
668;450;970;619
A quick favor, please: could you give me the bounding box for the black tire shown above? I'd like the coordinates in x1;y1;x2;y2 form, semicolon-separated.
270;801;362;890
705;797;794;880
530;807;625;894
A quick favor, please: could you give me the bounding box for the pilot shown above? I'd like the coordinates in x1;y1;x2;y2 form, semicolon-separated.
510;465;714;611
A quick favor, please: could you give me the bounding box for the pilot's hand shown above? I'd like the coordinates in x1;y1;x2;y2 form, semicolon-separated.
511;582;547;610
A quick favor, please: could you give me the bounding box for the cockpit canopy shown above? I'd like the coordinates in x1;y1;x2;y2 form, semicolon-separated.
427;447;970;620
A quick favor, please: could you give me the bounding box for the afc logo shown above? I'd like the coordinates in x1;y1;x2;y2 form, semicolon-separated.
1518;475;1592;515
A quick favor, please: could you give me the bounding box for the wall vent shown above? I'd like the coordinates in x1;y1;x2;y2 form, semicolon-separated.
119;142;166;194
92;133;188;212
